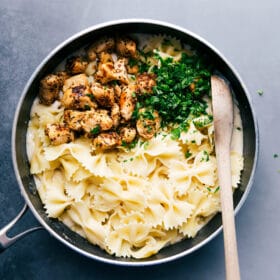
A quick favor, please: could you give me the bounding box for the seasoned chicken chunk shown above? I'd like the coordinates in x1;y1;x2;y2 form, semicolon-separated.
116;37;137;58
136;73;156;95
87;37;115;61
39;74;62;105
65;56;88;74
92;132;120;151
64;109;113;133
114;58;129;84
136;108;161;140
63;74;88;92
91;82;115;107
85;61;97;76
114;84;122;101
111;103;120;128
45;123;74;145
95;52;116;84
62;74;96;110
119;85;136;121
95;54;129;85
56;71;70;85
61;84;97;110
119;127;136;144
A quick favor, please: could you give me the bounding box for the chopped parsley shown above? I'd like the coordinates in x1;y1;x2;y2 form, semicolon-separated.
214;186;220;193
135;52;212;131
84;105;91;110
185;151;192;158
273;154;279;158
86;93;95;101
171;127;181;140
257;89;264;96
90;125;100;135
201;150;209;162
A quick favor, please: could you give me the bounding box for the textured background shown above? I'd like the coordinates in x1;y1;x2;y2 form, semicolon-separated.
0;0;280;279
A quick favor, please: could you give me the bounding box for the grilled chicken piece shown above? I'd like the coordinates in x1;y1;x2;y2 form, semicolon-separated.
136;108;160;140
63;74;88;92
116;37;137;58
92;132;120;151
95;54;129;85
91;82;115;107
61;85;97;110
65;56;88;74
114;84;122;101
119;127;136;143
56;71;70;85
136;73;156;95
85;61;97;76
95;52;116;84
64;109;113;133
87;37;115;61
114;58;129;84
119;85;136;121
45;124;74;145
39;74;62;105
62;74;96;110
111;103;120;128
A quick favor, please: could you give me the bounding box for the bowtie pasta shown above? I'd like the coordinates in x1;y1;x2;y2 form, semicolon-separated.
27;34;243;259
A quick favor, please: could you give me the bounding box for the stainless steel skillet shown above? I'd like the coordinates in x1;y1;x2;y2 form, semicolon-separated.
0;19;258;266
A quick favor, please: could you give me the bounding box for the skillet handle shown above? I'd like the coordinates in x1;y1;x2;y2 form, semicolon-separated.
0;204;43;252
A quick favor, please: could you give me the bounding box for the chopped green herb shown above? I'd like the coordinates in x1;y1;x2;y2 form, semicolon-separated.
257;89;264;96
201;150;209;162
84;105;91;110
193;115;213;128
236;127;241;131
207;187;211;192
171;127;181;140
128;58;138;67
90;126;100;135
214;186;220;193
86;93;95;101
185;151;192;159
136;52;211;127
273;154;279;158
132;92;136;98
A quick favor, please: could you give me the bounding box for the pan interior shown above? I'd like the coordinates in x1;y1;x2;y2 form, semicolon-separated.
13;21;257;265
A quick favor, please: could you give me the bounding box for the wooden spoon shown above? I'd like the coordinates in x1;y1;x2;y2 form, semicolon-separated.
211;75;240;280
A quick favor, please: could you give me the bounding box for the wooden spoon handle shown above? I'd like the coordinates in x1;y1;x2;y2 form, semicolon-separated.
211;75;241;280
216;146;240;280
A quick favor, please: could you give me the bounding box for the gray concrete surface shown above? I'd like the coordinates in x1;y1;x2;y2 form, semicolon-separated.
0;0;279;279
